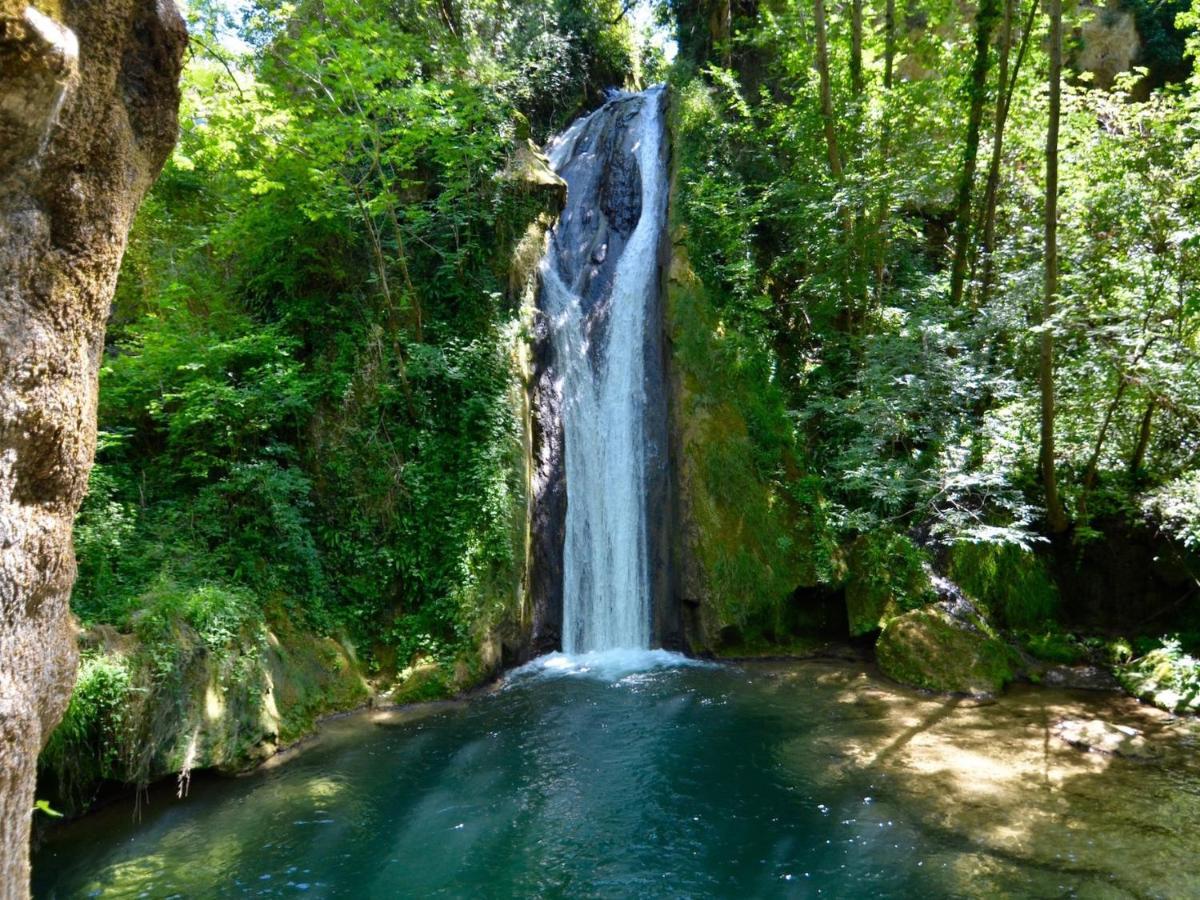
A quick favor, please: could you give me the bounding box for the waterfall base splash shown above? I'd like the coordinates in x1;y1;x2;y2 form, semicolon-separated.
506;649;704;684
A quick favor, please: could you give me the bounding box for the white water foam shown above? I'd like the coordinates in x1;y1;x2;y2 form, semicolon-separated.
506;649;707;685
540;86;669;655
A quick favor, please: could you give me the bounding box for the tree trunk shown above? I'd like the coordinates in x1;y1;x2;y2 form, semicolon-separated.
874;0;897;302
0;3;186;895
812;0;855;317
1041;0;1069;532
850;0;864;97
813;0;843;181
1078;378;1127;520
978;0;1038;307
948;0;1002;306
1129;400;1156;478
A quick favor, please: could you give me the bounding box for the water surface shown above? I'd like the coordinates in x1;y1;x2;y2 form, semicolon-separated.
34;657;1200;898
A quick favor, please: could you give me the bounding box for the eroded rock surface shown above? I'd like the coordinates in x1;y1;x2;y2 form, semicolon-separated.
0;2;185;893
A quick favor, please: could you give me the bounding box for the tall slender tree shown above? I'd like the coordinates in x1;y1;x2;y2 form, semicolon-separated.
813;0;843;181
874;0;898;302
978;0;1039;306
948;0;1002;305
850;0;864;97
812;0;854;314
1041;0;1069;532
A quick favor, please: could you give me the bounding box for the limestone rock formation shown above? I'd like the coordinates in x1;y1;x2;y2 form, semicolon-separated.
0;1;185;893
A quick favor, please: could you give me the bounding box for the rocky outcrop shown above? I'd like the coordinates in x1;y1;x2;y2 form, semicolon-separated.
0;1;185;893
1075;0;1141;88
501;136;565;658
876;594;1018;696
39;618;369;817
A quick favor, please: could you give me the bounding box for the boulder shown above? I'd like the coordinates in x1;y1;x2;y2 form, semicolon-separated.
876;597;1018;696
1054;718;1159;760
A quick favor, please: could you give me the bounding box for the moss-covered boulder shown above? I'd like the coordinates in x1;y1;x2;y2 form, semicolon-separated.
876;599;1018;696
39;588;370;815
844;533;936;636
1116;641;1200;714
946;541;1058;630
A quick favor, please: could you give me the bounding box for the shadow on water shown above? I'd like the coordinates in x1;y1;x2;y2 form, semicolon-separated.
33;659;1200;898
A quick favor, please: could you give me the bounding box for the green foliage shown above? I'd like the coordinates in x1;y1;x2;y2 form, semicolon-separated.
1142;471;1200;550
40;654;133;806
1117;636;1200;712
845;532;936;635
1021;630;1088;665
33;800;63;819
947;541;1059;630
69;0;636;679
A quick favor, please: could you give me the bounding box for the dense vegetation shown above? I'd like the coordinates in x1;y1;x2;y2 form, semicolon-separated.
39;0;1200;810
667;0;1200;670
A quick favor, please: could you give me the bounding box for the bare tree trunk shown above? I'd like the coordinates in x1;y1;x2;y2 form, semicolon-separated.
948;0;1001;306
874;0;897;302
813;0;843;181
813;0;854;317
1041;0;1069;532
1078;378;1127;520
0;3;185;895
1129;400;1156;478
850;0;864;97
978;0;1038;307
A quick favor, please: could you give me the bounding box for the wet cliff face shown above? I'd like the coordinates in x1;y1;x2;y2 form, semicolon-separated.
0;2;185;892
529;88;678;652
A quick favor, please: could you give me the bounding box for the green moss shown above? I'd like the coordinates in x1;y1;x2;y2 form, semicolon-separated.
1116;638;1200;713
1021;630;1088;665
876;606;1018;696
268;627;369;744
844;532;935;636
947;541;1058;630
39;593;371;815
669;251;834;650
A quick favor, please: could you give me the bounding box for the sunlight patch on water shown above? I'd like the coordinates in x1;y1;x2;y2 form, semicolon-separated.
506;649;709;684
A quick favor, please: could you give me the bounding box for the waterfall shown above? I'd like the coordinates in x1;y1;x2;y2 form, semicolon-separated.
538;86;669;654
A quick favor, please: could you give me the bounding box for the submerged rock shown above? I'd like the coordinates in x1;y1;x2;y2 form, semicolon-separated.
1055;718;1159;759
1040;664;1119;692
875;598;1018;697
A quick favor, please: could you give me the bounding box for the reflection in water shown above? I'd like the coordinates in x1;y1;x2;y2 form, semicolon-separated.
34;660;1200;898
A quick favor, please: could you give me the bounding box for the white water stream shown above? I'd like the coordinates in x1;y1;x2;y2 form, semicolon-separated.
540;87;668;653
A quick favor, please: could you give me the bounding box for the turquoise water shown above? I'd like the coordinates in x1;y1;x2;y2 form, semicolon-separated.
32;655;1200;898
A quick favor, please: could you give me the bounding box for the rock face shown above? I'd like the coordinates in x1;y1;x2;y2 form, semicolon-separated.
1075;0;1140;89
529;89;678;652
39;621;369;816
876;596;1018;696
0;1;185;893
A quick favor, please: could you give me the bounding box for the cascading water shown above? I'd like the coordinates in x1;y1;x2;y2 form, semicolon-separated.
537;86;670;654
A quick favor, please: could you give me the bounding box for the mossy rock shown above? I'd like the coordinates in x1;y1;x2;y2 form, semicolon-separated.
946;541;1058;630
1020;630;1088;665
844;533;935;637
876;602;1018;696
1116;646;1200;714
